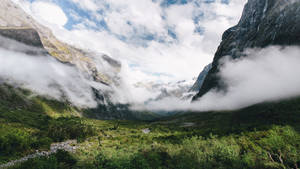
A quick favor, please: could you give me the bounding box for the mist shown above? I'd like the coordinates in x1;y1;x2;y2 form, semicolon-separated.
141;46;300;112
2;31;300;113
0;36;111;108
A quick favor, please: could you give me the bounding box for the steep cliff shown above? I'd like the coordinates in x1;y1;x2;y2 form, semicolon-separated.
189;63;212;92
0;0;120;86
193;0;300;100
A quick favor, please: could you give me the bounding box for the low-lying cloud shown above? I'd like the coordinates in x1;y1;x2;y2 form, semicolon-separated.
0;37;108;108
142;46;300;112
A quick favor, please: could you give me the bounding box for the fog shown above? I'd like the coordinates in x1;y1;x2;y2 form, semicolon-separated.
141;46;300;112
0;36;111;108
2;34;300;112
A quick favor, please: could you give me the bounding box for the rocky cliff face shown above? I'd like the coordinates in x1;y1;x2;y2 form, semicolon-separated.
193;0;300;100
189;63;212;92
0;0;121;86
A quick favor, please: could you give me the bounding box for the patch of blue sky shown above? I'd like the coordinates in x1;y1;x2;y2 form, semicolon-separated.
38;0;107;31
34;0;232;45
167;28;177;40
160;0;189;7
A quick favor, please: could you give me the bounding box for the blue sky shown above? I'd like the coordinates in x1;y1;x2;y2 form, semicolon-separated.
24;0;234;46
50;0;231;46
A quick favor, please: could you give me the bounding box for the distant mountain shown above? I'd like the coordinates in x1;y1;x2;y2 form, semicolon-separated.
193;0;300;100
134;79;196;102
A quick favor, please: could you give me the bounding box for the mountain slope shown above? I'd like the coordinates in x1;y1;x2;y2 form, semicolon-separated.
0;0;161;120
193;0;300;100
0;0;120;86
189;63;211;92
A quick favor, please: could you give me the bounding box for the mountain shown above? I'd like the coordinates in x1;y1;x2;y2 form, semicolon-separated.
0;0;159;120
193;0;300;100
0;0;120;87
134;79;196;103
0;0;124;105
189;63;212;92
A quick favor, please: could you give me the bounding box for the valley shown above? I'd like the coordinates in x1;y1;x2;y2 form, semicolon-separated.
0;0;300;168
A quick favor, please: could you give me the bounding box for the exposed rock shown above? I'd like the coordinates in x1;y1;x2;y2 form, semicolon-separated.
142;128;151;134
193;0;300;100
181;122;195;127
0;32;48;56
0;28;43;48
0;140;77;169
0;0;120;86
189;63;212;92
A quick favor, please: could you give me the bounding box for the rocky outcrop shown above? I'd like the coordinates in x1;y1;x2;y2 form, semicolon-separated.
0;29;48;56
193;0;300;100
0;28;43;48
189;63;212;92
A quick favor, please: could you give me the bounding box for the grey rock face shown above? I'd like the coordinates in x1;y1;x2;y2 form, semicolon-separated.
189;63;212;92
0;28;43;48
194;0;300;100
0;28;49;55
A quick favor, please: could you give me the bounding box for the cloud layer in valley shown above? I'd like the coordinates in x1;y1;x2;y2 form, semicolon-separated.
143;46;300;111
0;36;109;107
10;0;247;105
3;1;300;113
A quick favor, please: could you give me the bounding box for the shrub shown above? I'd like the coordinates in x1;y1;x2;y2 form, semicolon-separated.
12;150;77;169
47;117;96;142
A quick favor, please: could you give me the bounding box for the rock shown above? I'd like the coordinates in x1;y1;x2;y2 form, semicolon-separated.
189;63;212;92
181;122;195;127
0;140;78;168
193;0;300;100
142;128;151;134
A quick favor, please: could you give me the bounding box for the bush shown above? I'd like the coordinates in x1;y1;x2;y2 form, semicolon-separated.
0;125;51;161
47;117;96;142
12;150;77;169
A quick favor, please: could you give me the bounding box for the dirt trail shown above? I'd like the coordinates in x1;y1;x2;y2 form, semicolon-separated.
0;140;77;169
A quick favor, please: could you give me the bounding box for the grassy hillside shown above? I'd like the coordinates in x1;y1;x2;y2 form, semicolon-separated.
0;84;300;169
0;84;96;163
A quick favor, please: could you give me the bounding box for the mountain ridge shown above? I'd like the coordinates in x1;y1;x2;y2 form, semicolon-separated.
193;0;300;100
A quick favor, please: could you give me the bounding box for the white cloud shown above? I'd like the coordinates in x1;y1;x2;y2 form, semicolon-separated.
0;36;101;107
103;0;165;38
70;0;101;12
142;46;300;112
9;0;248;107
31;1;68;27
196;46;300;111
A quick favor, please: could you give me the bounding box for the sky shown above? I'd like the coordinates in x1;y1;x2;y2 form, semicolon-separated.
6;0;300;112
12;0;247;86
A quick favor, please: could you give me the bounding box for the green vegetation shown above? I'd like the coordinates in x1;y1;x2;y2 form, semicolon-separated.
1;84;300;168
0;85;96;163
10;150;77;169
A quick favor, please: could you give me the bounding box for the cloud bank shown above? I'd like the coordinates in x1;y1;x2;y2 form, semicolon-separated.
0;36;111;107
143;46;300;112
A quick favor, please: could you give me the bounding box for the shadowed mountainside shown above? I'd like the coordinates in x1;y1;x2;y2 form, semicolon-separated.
194;0;300;100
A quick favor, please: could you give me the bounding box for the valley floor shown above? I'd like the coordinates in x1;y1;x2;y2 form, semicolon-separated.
0;85;300;169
